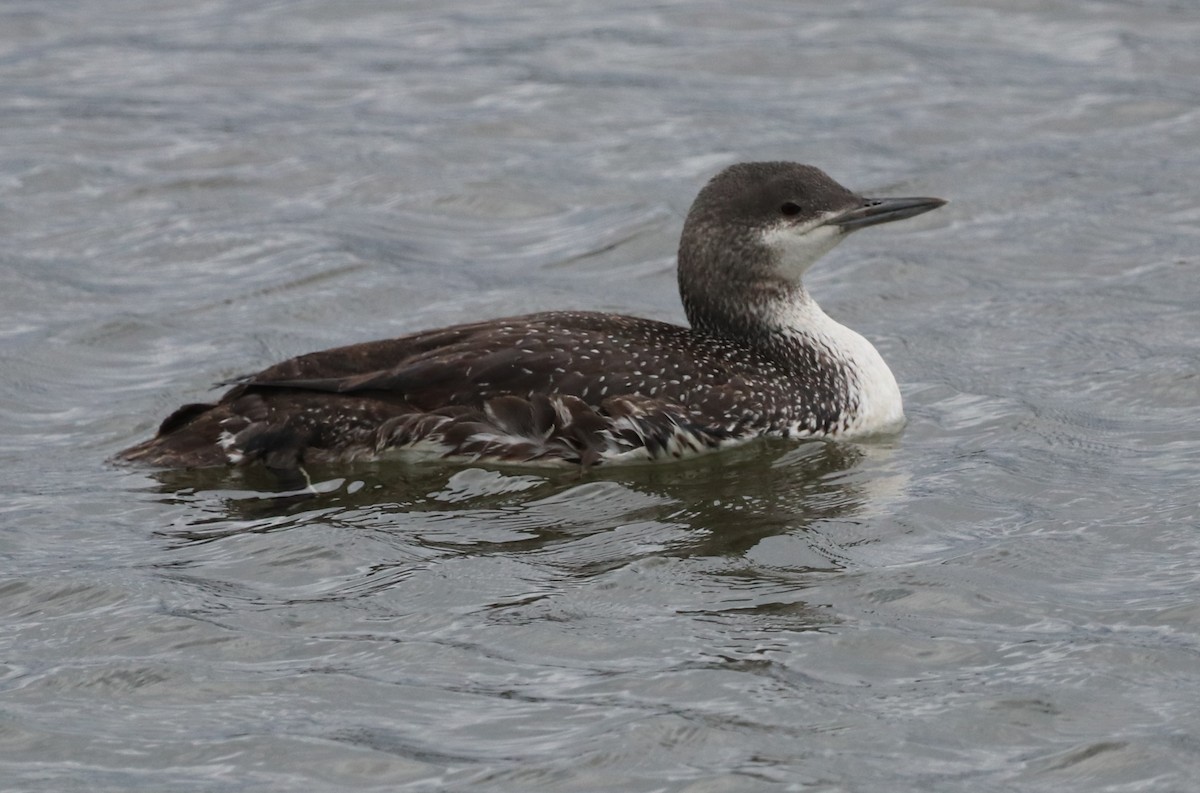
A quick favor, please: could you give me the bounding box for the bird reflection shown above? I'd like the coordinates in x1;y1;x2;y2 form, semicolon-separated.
138;437;885;564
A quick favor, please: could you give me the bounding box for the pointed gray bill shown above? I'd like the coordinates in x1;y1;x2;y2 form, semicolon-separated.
830;196;946;231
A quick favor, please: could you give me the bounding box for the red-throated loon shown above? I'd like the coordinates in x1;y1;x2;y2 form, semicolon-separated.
116;162;945;471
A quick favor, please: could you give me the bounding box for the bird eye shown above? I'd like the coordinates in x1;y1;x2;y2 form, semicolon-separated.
780;201;802;216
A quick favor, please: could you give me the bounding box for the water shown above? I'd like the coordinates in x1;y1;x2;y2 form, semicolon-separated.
2;1;1199;790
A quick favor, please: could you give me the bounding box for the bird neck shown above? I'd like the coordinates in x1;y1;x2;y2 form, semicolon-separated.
682;278;840;362
682;277;904;431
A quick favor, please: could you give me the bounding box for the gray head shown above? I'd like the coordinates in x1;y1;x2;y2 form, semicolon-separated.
678;162;945;335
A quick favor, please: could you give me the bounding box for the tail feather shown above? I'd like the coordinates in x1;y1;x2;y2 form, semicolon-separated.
114;402;232;467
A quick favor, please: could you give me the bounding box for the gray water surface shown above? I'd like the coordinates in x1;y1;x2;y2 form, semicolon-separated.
2;1;1199;791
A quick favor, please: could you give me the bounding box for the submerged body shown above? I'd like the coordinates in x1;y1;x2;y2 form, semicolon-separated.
117;162;944;470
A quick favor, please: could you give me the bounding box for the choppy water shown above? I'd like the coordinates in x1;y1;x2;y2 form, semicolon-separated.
2;1;1199;791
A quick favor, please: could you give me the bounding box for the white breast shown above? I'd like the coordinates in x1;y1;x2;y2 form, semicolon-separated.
767;293;905;437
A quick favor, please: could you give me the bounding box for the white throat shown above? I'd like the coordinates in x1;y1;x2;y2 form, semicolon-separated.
760;214;846;282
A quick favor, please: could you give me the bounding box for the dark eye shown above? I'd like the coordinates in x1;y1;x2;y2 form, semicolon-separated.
780;201;802;216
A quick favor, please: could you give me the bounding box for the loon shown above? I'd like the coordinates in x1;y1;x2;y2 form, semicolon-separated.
116;162;945;471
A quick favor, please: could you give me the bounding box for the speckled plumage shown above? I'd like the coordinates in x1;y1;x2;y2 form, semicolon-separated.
116;162;944;470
